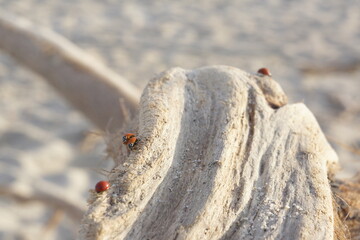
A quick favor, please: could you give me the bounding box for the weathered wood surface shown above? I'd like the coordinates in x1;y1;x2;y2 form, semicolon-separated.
0;12;140;130
80;66;339;240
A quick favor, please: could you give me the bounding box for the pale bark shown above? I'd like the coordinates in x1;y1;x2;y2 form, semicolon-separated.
80;66;339;240
0;12;141;130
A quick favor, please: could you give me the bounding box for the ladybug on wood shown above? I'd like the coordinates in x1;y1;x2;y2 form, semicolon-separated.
122;133;139;150
95;180;110;193
122;133;135;145
257;68;272;77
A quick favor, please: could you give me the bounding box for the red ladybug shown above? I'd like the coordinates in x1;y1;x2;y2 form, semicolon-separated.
122;133;135;145
127;137;139;150
95;180;110;193
257;68;272;77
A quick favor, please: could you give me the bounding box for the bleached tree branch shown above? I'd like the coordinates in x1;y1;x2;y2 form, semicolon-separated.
0;11;141;130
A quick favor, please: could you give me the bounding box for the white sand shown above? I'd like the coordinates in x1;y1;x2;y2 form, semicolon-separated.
0;0;359;239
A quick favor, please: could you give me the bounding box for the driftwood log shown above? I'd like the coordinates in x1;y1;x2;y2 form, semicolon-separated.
79;66;341;239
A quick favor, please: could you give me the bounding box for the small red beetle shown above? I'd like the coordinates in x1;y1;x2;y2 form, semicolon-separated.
122;133;136;145
257;68;272;77
127;137;139;150
95;180;110;193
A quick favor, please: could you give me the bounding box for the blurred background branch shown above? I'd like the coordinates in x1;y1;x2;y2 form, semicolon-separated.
0;11;141;131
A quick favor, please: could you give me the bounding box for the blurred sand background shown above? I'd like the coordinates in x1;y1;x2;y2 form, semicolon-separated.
0;0;359;239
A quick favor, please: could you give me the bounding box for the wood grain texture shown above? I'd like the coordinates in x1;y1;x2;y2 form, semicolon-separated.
80;66;338;240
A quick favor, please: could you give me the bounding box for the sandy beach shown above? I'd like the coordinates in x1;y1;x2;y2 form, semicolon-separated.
0;0;359;239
